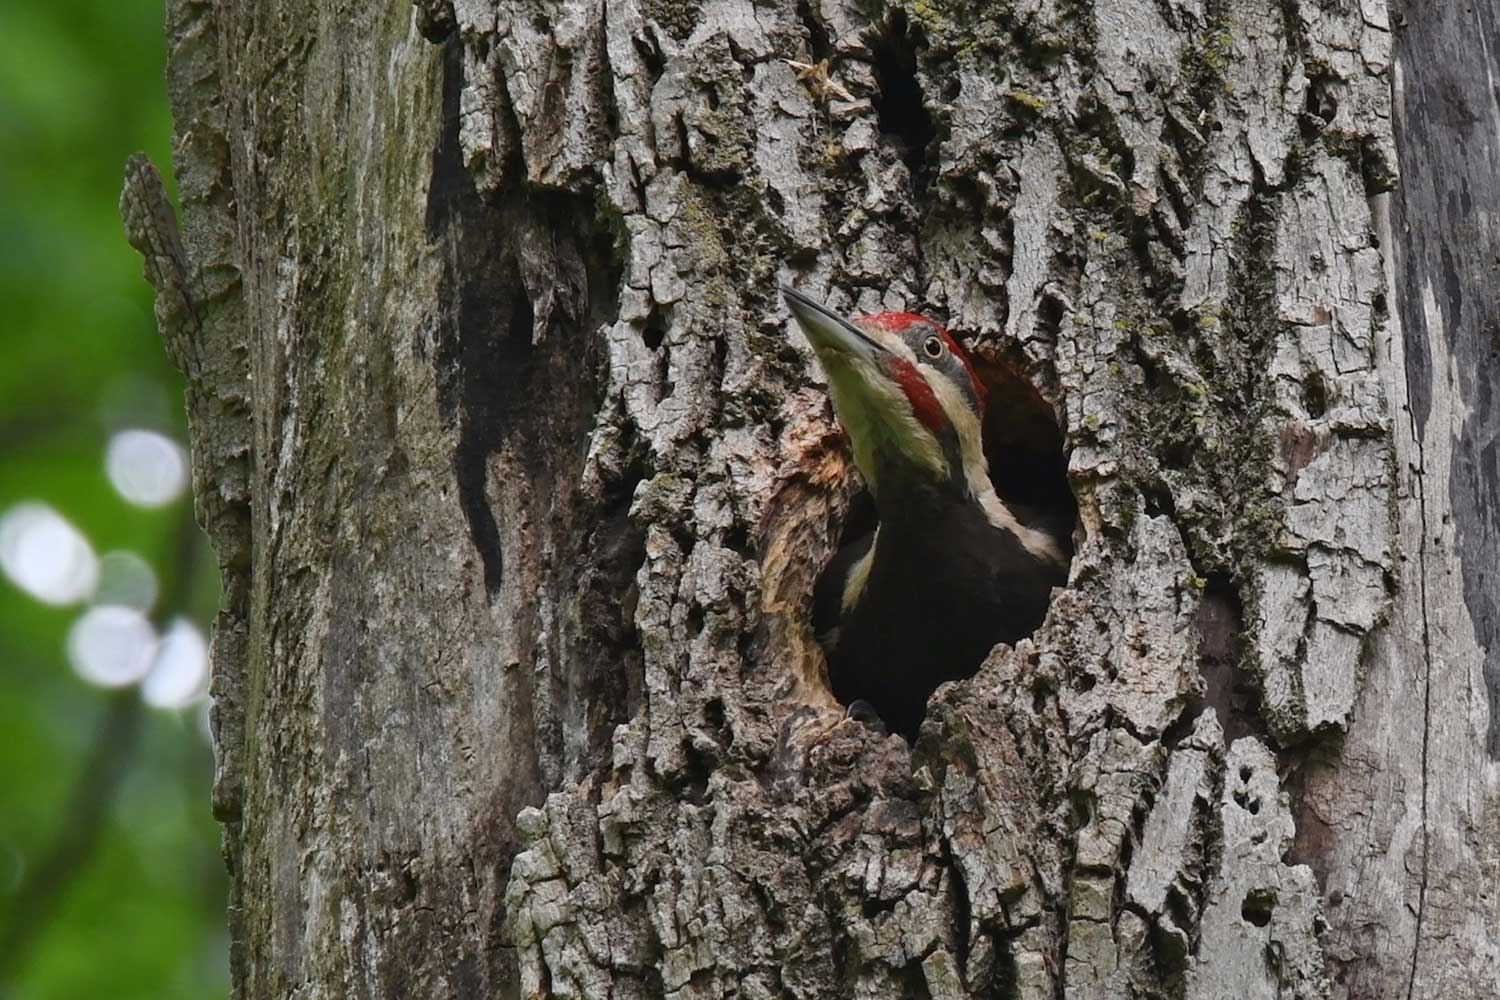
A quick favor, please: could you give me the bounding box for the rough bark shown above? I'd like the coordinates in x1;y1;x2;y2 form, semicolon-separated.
123;0;1498;997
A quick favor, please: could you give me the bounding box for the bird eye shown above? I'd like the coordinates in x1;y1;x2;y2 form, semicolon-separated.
922;335;944;359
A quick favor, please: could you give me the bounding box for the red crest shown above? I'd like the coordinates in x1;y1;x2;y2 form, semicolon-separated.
863;312;988;414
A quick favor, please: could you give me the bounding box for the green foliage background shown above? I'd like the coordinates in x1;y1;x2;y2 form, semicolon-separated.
0;2;228;996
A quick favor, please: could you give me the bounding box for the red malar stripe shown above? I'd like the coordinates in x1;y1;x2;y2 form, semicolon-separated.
889;358;947;433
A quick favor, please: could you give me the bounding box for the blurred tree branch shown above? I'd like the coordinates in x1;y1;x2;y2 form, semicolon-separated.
0;507;205;988
0;689;144;986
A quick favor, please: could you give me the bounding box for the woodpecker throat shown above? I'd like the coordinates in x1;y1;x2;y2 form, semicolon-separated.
783;286;1071;738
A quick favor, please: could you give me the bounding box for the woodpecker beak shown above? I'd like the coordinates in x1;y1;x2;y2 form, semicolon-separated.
781;286;888;365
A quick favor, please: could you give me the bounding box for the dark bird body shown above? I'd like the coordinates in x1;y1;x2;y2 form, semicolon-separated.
783;286;1070;739
814;495;1066;738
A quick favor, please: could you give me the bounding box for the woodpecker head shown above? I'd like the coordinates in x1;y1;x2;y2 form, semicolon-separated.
783;285;992;506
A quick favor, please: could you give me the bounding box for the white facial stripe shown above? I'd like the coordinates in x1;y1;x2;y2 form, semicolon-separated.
925;368;1069;570
861;324;919;365
923;368;986;470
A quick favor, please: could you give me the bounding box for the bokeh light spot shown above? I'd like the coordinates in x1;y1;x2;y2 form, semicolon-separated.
67;605;157;687
94;550;159;611
105;429;189;508
141;620;209;709
0;502;99;605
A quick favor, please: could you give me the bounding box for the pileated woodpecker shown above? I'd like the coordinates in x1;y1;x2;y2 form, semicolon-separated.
783;286;1071;739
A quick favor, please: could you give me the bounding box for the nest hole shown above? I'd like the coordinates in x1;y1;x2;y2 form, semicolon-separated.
822;360;1077;553
977;358;1079;556
1241;887;1277;927
814;355;1077;739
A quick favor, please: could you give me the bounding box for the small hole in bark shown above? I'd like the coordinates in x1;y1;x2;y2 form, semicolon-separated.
1070;789;1094;829
1241;888;1277;927
415;0;457;42
1161;440;1192;471
1302;372;1328;418
1239;765;1253;782
1305;76;1339;125
704;697;725;726
796;0;832;61
860;896;903;919
1187;572;1262;744
1036;293;1065;341
1141;482;1176;518
634;34;665;79
1248;796;1262;815
868;10;936;191
642;307;667;350
703;696;730;748
767;187;786;218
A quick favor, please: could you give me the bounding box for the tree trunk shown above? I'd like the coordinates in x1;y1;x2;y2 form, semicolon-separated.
124;0;1499;997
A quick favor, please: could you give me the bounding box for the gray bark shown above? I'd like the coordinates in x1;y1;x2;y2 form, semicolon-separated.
122;0;1498;997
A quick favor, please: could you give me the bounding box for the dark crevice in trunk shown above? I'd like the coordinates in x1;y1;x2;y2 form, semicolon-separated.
980;358;1079;555
946;841;973;970
427;39;512;593
426;32;634;805
1283;746;1340;892
1183;573;1262;746
868;10;936;195
426;34;626;599
984;932;1020;1000
894;957;936;1000
796;0;832;62
412;0;456;43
